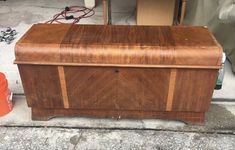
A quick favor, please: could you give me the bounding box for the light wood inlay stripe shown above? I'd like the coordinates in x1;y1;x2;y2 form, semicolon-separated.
14;61;222;69
58;66;70;108
166;69;177;111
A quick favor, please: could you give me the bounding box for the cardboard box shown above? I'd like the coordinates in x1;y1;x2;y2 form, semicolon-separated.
137;0;176;25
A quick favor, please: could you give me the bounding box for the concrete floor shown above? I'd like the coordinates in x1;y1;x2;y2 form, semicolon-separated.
0;0;235;149
0;96;235;150
1;127;235;150
1;95;235;132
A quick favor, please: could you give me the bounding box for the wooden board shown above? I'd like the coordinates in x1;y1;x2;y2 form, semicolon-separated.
19;65;217;111
32;108;205;124
15;24;222;68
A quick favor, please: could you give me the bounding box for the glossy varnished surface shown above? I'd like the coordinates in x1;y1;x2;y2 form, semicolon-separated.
15;24;222;68
64;67;170;110
18;65;64;108
16;24;222;123
19;65;218;112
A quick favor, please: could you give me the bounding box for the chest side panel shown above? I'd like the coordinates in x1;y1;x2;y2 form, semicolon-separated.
171;69;218;112
18;65;64;108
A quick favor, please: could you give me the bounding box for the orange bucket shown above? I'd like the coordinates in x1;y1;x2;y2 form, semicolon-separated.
0;72;12;116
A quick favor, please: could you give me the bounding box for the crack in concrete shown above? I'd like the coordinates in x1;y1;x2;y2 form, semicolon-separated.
2;125;235;135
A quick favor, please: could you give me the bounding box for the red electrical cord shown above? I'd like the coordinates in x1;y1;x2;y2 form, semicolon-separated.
45;6;95;24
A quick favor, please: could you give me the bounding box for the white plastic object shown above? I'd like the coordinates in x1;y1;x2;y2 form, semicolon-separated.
84;0;96;8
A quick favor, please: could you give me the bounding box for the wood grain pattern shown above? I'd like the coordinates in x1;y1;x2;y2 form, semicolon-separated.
64;67;170;111
14;61;222;69
15;24;222;68
32;107;205;124
172;69;218;112
166;69;177;111
65;66;118;109
58;66;70;108
19;65;217;118
18;65;64;108
15;24;222;124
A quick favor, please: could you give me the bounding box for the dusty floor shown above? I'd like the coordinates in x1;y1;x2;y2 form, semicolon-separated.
1;127;235;150
0;96;235;149
0;0;235;149
1;96;235;132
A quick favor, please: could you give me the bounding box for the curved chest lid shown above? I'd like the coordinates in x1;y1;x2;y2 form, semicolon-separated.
15;24;222;69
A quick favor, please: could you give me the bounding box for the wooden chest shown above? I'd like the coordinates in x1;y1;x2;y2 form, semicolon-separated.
15;24;222;124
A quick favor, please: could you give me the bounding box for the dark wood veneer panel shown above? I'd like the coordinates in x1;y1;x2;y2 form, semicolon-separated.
18;65;64;108
172;69;218;112
117;68;170;111
64;66;170;111
65;66;118;109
